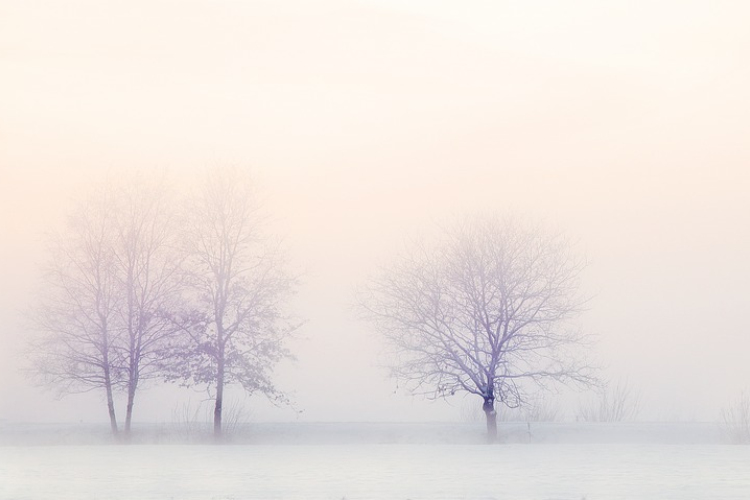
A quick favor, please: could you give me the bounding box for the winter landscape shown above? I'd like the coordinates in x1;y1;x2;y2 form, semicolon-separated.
2;0;750;499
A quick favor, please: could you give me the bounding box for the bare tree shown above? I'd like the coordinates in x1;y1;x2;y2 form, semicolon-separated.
169;168;298;439
29;191;123;434
28;177;185;438
109;178;185;436
360;215;594;441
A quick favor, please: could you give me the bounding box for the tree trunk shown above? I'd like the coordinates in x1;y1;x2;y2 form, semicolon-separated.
214;355;225;441
104;369;119;437
100;319;118;437
483;397;497;443
124;340;141;439
124;288;137;439
124;379;137;438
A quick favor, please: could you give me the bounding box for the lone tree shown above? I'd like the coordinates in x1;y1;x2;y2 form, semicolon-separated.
29;189;123;434
170;168;299;439
109;179;185;436
360;215;594;441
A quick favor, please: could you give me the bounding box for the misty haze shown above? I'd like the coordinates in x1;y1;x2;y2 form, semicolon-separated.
2;1;750;499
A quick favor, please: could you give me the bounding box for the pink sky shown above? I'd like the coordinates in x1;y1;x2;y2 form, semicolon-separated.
1;0;749;423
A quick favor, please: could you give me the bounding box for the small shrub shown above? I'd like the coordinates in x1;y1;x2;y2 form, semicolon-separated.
576;379;641;422
721;391;750;444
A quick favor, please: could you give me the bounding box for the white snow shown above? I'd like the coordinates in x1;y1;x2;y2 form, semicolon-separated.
2;423;750;499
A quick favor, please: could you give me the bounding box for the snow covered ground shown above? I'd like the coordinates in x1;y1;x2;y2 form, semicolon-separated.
2;423;749;500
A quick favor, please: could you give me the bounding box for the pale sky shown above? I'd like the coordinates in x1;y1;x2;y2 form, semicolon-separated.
1;0;749;423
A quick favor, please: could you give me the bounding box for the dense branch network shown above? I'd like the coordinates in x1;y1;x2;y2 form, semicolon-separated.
361;215;595;439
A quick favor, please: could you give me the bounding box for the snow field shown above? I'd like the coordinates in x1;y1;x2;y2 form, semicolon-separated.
3;443;750;500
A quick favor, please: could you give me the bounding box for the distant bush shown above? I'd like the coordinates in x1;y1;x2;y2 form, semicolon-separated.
518;395;562;423
721;391;750;444
576;380;641;422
